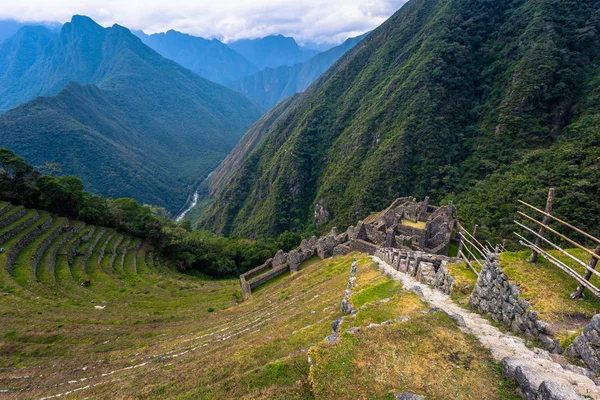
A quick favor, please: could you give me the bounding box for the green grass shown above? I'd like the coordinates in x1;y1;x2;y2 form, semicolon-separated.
401;219;427;230
350;280;402;309
500;249;600;338
446;261;478;303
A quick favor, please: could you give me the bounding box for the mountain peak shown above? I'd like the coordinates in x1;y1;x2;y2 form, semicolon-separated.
69;15;102;29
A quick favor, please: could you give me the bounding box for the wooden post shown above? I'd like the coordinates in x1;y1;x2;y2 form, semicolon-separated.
530;188;555;263
571;244;600;299
470;224;478;260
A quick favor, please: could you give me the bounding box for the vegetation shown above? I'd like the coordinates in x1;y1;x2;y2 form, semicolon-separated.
500;249;600;341
199;0;600;243
0;148;301;277
309;257;520;400
0;15;263;213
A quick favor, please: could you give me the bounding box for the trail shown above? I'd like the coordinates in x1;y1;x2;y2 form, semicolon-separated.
372;256;600;400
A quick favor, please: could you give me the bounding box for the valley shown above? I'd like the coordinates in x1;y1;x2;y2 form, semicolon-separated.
0;0;599;398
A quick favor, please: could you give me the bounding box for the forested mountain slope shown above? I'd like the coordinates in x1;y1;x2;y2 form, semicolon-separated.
134;30;259;84
227;33;367;109
199;0;600;240
0;16;263;213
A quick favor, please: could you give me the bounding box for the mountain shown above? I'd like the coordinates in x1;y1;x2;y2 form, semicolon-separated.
227;33;367;109
0;19;61;46
0;16;263;213
134;29;259;84
228;35;319;70
198;0;600;240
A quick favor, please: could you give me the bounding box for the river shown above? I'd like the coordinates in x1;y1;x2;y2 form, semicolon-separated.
175;171;214;222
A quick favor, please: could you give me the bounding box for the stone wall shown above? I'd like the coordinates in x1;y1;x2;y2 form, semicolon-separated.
0;207;25;229
5;216;53;273
0;212;39;245
469;253;562;354
0;202;12;216
33;222;67;275
374;247;458;295
566;314;600;374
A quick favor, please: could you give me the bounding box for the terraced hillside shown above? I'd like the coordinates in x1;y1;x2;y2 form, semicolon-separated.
0;202;517;399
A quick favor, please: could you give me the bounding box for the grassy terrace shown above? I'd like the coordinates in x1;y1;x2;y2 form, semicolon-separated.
309;257;519;400
500;249;600;346
0;205;518;398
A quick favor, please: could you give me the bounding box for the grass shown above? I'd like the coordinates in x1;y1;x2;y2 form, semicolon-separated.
350;280;402;308
445;261;478;303
500;249;600;339
0;205;519;399
401;219;427;230
309;312;520;400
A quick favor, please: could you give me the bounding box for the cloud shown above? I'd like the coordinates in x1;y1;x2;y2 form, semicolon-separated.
0;0;408;44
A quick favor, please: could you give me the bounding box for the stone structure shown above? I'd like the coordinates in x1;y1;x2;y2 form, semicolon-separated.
240;197;457;300
566;314;600;374
469;253;563;354
374;247;458;295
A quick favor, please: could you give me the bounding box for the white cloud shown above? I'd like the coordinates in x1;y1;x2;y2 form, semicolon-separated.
0;0;408;44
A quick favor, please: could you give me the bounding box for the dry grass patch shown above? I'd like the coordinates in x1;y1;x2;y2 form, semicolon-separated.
500;249;600;341
309;312;520;400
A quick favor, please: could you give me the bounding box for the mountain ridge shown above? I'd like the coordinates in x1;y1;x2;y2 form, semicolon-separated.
0;15;263;212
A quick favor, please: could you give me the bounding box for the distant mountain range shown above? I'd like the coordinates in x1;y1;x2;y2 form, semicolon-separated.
229;35;319;70
227;33;367;109
0;16;263;213
133;30;259;85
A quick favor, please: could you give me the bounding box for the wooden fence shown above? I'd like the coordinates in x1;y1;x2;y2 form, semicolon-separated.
514;188;600;299
456;222;504;277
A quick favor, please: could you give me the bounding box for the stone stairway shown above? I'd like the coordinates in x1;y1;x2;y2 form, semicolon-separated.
373;255;600;400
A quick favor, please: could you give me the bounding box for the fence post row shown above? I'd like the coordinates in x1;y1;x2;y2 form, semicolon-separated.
515;189;600;299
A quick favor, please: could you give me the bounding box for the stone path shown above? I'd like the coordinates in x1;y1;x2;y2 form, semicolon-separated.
372;256;600;400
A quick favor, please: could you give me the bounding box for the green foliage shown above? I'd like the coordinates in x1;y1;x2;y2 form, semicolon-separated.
0;16;263;213
200;0;600;242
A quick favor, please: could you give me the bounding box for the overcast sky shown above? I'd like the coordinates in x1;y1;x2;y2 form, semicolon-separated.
0;0;408;44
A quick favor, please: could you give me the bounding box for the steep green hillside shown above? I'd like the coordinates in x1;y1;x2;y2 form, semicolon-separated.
0;16;263;212
229;35;319;70
228;33;367;109
200;0;600;240
135;29;259;84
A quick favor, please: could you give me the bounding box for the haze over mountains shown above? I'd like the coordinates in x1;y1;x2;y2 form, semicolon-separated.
0;15;263;212
228;33;368;109
228;35;319;70
134;30;259;85
198;0;600;240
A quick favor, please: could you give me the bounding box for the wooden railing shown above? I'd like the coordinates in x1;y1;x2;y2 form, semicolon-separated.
456;222;503;277
514;188;600;299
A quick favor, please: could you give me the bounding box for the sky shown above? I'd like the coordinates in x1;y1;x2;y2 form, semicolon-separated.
0;0;408;45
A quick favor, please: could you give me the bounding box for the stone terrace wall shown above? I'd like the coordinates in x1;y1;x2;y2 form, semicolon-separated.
375;247;458;295
469;253;563;354
566;314;600;374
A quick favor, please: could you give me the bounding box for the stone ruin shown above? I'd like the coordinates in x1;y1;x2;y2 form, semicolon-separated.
240;196;457;300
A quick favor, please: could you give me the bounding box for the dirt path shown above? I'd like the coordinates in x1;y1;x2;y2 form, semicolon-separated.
372;256;600;400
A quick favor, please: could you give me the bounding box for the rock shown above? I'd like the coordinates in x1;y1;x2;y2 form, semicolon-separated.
346;327;361;334
325;333;338;344
341;299;353;315
310;311;316;315
536;380;583;400
367;323;380;329
410;285;423;296
393;393;425;400
515;365;550;400
332;318;344;333
395;316;410;323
